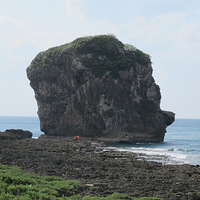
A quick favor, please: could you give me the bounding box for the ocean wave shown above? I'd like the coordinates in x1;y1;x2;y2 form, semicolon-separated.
105;146;192;165
167;148;197;152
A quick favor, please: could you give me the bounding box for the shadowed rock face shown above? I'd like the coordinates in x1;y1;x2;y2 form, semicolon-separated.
27;35;175;143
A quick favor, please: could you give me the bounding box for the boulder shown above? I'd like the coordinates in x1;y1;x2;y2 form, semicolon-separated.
0;129;33;140
27;34;175;143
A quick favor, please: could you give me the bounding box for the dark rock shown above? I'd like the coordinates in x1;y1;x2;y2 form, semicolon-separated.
57;188;73;197
27;34;175;143
0;129;33;140
0;137;199;200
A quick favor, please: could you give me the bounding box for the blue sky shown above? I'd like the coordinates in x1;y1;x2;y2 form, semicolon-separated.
0;0;200;118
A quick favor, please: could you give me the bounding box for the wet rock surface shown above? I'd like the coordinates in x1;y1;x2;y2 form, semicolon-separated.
0;137;199;200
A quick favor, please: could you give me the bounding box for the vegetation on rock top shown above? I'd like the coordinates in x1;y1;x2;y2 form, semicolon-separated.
28;34;151;79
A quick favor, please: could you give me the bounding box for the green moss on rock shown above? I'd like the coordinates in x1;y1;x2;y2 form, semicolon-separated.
29;34;151;79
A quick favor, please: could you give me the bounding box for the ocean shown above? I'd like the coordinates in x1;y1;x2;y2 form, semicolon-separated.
108;118;200;165
0;117;199;165
0;116;43;138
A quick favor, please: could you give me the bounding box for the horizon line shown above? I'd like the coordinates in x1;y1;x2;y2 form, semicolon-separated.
0;116;199;120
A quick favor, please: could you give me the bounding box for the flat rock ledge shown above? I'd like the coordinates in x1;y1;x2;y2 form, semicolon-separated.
0;129;33;140
0;137;199;200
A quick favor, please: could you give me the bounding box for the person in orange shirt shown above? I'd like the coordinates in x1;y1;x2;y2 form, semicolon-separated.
74;136;79;141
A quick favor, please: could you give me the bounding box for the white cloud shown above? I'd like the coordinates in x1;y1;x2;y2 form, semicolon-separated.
65;0;76;14
172;21;200;44
0;15;28;26
65;0;86;21
1;0;199;117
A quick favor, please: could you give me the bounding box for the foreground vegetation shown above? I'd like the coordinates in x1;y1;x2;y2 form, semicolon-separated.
0;164;163;200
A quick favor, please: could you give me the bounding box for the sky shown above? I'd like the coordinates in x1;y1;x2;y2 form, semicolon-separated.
0;0;200;119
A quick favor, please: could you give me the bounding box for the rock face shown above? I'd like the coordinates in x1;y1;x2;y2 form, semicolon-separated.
27;35;175;143
0;129;33;140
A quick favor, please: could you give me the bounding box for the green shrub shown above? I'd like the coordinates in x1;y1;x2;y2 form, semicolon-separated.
0;164;79;200
0;164;163;200
29;34;151;79
82;193;131;199
134;198;163;200
72;35;150;78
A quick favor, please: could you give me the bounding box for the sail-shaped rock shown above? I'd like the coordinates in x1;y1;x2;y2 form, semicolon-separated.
27;35;175;143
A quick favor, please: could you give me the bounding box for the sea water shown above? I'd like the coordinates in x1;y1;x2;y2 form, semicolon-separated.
108;119;200;165
0;117;199;165
0;116;43;138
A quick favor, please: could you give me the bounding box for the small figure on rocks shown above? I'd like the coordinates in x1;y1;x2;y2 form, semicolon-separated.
74;136;79;142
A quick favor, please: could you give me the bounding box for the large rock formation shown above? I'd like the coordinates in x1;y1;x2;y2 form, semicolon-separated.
27;35;175;143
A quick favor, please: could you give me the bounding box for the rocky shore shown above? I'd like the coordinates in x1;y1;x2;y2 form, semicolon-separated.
0;137;199;200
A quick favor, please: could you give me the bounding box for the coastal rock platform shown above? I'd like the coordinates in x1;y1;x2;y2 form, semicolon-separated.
0;137;199;199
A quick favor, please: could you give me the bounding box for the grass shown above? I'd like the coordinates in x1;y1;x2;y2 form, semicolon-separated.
28;34;151;79
0;164;79;200
0;164;163;200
